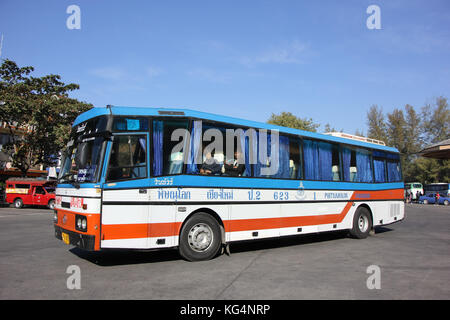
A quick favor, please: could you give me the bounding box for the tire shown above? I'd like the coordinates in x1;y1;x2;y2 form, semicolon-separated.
178;212;222;262
349;206;372;239
423;199;428;205
48;199;55;210
14;198;23;209
444;200;449;206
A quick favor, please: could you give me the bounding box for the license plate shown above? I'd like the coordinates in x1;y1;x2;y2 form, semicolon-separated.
62;232;70;245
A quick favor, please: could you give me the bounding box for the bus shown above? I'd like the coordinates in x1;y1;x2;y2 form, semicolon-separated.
424;183;450;197
54;106;405;261
404;182;424;200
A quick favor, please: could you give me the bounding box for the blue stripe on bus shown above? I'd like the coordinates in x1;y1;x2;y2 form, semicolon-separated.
73;106;399;153
64;175;405;191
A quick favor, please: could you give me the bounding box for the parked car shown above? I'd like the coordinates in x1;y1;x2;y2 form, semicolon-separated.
419;193;450;206
5;179;56;209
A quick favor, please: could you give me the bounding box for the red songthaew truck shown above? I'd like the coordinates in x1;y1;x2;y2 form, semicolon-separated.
5;179;56;209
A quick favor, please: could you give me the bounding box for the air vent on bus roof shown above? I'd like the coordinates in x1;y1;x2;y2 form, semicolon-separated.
157;110;185;115
324;132;386;146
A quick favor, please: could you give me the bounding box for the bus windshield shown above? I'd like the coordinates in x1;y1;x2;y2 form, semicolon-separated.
58;116;108;184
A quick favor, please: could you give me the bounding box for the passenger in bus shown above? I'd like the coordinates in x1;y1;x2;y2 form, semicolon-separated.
200;151;222;175
224;150;245;177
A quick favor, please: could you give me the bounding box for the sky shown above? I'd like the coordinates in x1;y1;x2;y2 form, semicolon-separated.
0;0;449;135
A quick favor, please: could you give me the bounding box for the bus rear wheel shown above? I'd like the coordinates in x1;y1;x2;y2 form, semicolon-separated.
179;212;222;262
349;207;372;239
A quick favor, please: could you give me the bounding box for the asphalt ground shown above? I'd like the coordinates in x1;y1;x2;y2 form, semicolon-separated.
0;203;449;300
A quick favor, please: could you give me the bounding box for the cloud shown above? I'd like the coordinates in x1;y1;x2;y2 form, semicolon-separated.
239;40;311;66
89;65;164;81
146;66;163;78
89;67;126;81
186;67;231;83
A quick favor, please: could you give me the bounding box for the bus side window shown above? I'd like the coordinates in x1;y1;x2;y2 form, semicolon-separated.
373;158;386;183
303;140;340;181
152;119;189;176
107;135;147;181
289;137;303;180
342;147;374;183
331;144;341;181
387;160;402;182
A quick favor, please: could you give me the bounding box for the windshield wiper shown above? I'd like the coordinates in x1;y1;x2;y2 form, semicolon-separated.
58;172;74;182
58;173;81;189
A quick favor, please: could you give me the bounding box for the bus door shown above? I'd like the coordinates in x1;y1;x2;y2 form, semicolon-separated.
100;132;151;249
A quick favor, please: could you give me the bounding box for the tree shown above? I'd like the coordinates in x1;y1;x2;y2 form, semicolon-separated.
354;128;365;137
366;105;387;143
421;96;450;144
324;123;343;133
404;104;423;153
267;111;320;132
0;59;92;176
365;99;449;183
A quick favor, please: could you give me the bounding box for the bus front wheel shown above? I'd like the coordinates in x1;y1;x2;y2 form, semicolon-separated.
349;206;372;239
179;212;222;262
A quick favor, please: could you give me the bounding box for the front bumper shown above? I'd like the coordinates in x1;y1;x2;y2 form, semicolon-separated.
54;225;96;251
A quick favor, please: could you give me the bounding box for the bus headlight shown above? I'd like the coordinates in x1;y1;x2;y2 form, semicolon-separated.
75;215;87;232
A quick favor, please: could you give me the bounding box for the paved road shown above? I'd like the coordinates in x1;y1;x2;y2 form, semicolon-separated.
0;204;449;299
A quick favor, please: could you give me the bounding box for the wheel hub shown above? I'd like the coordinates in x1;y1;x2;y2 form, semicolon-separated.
188;223;213;252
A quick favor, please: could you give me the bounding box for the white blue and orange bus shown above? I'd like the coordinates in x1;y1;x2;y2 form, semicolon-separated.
54;106;405;261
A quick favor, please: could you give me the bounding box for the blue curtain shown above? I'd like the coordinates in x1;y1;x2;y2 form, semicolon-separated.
356;149;373;182
387;161;401;182
152;120;163;176
274;135;290;179
254;131;267;177
342;147;351;182
262;133;272;178
240;131;251;177
187;121;202;174
373;159;386;182
252;130;261;177
296;140;303;180
303;139;319;180
318;142;332;181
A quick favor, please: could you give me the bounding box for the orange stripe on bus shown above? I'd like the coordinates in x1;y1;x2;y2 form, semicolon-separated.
224;201;354;232
101;189;403;241
102;223;148;240
102;222;182;240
